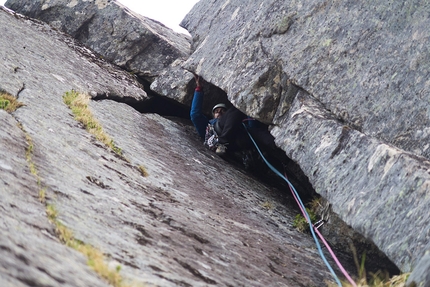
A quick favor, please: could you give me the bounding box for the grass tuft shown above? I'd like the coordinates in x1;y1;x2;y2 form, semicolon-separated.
24;130;37;177
46;204;58;222
330;272;410;287
63;90;149;178
18;108;138;286
39;188;46;203
19;123;45;202
292;207;317;232
138;165;149;177
0;91;24;112
292;197;321;233
46;204;133;287
328;243;410;287
63;91;123;156
262;201;274;210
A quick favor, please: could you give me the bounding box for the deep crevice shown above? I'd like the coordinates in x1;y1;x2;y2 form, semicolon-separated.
94;78;400;280
91;77;318;203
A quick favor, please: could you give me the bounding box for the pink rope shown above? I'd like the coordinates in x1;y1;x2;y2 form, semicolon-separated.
313;226;357;286
286;174;357;287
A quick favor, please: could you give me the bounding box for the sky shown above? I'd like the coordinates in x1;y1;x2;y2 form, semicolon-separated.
0;0;199;34
117;0;199;34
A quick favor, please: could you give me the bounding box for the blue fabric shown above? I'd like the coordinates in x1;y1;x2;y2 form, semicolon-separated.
190;89;217;139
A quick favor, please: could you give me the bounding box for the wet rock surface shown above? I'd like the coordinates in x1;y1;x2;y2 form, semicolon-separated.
0;7;358;287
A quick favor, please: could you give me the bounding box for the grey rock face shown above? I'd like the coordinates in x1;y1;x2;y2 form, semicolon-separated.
1;94;110;287
0;7;349;287
2;0;234;116
5;0;429;281
5;0;191;83
149;59;195;105
0;7;146;102
271;91;430;273
182;0;430;158
406;253;430;287
181;0;430;275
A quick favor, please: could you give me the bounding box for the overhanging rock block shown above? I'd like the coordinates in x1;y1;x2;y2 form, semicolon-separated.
272;91;430;273
181;0;430;276
5;0;192;83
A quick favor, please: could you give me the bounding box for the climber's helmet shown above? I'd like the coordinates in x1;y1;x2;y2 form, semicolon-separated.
212;103;227;118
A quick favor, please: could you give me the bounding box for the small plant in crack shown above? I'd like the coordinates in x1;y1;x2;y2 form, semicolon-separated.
24;128;37;176
19;117;137;286
292;207;317;233
46;204;59;222
0;91;24;112
39;188;47;203
46;204;134;287
138;165;149;177
328;243;410;287
63;90;148;178
262;201;274;210
63;90;123;156
19;123;45;202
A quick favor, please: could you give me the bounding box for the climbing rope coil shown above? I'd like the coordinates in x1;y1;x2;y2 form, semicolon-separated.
242;123;357;287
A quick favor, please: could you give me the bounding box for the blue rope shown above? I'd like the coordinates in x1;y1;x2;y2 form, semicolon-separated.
242;123;343;287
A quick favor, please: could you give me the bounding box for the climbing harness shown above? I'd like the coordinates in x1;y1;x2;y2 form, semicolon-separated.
242;122;357;287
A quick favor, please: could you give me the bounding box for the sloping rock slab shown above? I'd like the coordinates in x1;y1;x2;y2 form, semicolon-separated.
5;0;191;83
0;6;352;287
0;110;112;287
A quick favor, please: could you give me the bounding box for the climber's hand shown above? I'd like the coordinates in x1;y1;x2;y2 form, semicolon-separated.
194;73;201;87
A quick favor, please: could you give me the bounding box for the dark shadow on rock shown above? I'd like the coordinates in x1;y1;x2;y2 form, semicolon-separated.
134;95;191;119
92;78;401;281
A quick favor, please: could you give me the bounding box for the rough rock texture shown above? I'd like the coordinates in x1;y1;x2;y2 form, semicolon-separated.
149;59;195;105
182;0;430;153
0;6;146;103
4;0;428;281
0;110;111;287
3;0;227;110
406;253;430;287
5;0;191;83
272;91;430;273
0;7;353;287
180;0;430;274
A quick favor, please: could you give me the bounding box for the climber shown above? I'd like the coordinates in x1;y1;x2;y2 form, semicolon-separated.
190;74;250;155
